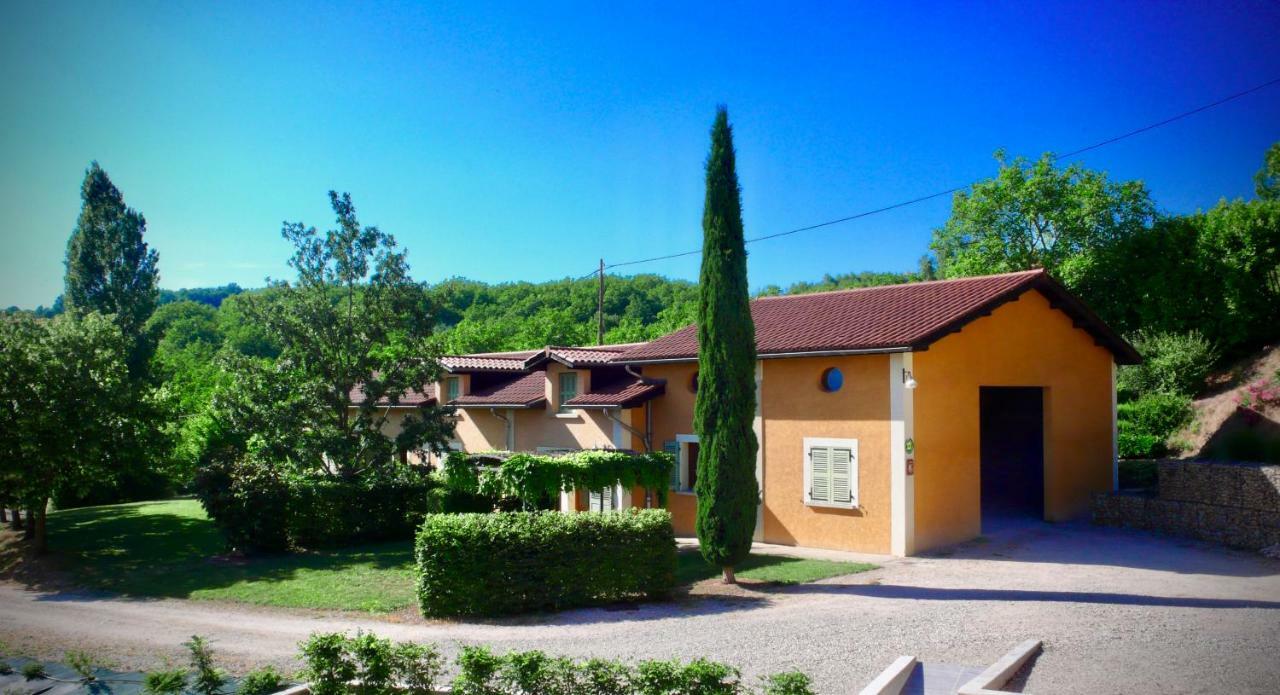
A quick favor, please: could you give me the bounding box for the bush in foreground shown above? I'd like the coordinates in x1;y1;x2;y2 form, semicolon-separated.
1117;392;1193;459
415;510;676;617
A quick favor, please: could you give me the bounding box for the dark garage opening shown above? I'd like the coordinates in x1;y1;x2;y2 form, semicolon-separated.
980;386;1045;525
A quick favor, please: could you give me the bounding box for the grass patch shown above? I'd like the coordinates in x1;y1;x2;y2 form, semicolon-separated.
31;500;874;613
676;549;875;585
43;500;416;612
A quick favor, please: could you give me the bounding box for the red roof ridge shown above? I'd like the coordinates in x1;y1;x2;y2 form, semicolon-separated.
753;269;1046;302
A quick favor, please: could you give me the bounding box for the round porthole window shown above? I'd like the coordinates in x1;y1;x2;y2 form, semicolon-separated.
820;367;844;392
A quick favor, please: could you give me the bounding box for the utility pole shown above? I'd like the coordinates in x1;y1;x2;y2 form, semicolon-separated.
597;258;605;345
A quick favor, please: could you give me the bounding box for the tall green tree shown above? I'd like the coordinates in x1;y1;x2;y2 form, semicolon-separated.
229;192;456;479
692;107;759;584
1256;141;1280;201
64;162;160;371
930;151;1155;279
0;312;133;552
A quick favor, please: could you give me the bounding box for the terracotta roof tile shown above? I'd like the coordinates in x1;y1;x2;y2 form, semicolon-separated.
441;354;534;372
615;270;1140;364
563;377;666;409
451;370;547;408
348;383;436;407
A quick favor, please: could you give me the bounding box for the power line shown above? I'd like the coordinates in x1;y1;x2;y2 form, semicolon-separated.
586;75;1280;278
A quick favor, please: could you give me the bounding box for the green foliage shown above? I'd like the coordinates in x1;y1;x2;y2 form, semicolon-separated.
1117;331;1218;400
21;662;47;680
65;650;99;681
760;671;815;695
227;191;455;481
195;457;440;552
440;450;674;510
931;150;1155;279
159;283;244;309
144;669;188;695
693;107;759;578
237;666;286;695
0;312;135;551
301;632;442;695
184;635;227;695
1256;141;1280;200
448;648;797;695
63;161;160;372
414;510;676;617
1117;393;1193;459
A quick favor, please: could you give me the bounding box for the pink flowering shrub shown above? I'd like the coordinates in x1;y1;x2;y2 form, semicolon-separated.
1237;370;1280;412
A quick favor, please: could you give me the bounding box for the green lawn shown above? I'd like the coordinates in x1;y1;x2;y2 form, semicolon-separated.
45;499;416;612
37;499;875;613
676;549;875;585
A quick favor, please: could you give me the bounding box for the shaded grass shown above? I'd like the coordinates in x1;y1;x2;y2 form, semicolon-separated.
35;500;874;613
44;500;416;612
676;549;876;585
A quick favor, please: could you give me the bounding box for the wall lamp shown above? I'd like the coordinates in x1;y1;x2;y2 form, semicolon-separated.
902;369;918;390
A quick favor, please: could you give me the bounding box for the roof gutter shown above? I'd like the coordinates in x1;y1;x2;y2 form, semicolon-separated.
614;345;913;365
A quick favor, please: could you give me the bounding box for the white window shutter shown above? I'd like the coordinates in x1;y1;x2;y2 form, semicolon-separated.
831;447;854;506
590;488;614;512
810;447;831;503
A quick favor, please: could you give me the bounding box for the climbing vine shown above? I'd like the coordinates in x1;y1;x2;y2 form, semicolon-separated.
440;450;674;508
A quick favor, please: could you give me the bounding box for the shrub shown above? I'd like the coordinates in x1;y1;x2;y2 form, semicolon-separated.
185;635;228;695
761;671;816;695
144;669;188;695
441;450;675;510
21;662;47;681
1117;392;1193;458
194;451;291;552
196;456;441;552
1118;331;1217;400
65;650;99;681
238;666;286;695
415;510;676;617
288;468;439;547
300;632;443;695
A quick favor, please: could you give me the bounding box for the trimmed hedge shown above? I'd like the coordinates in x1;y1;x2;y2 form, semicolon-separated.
195;456;441;551
415;510;676;617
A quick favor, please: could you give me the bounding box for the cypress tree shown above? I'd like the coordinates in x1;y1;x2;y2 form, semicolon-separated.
693;106;758;584
64;161;160;373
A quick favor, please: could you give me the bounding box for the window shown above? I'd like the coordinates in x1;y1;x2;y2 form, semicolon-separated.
446;377;461;401
803;437;859;508
558;372;579;413
668;434;699;492
820;367;844;392
589;486;618;512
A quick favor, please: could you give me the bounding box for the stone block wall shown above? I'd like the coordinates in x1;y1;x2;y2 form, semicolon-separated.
1092;460;1280;550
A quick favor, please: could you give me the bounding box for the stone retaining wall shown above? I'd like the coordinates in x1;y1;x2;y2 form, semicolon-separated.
1092;460;1280;550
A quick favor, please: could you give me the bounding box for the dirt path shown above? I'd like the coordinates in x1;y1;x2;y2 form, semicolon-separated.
3;521;1279;694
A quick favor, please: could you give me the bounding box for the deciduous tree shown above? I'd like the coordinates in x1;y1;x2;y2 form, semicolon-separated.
231;192;455;479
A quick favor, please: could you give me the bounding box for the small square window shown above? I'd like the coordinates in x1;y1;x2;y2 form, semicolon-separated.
803;437;859;508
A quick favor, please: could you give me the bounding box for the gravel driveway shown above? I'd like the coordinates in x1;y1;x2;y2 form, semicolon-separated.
2;521;1278;694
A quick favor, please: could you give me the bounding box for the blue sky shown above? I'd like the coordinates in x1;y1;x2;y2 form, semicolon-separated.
2;2;1279;309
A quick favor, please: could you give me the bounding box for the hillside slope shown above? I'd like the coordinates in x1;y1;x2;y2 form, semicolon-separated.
1180;343;1280;459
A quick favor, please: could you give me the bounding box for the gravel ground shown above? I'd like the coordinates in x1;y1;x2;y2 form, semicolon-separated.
2;521;1278;694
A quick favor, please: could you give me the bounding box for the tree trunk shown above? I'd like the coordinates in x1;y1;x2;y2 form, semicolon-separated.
0;507;7;523
722;565;736;585
22;508;34;539
33;502;48;554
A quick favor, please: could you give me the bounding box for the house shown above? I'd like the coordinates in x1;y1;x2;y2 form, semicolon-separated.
361;269;1140;556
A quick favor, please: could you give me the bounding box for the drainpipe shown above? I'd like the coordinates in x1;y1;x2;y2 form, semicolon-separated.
489;408;514;452
605;408;650;452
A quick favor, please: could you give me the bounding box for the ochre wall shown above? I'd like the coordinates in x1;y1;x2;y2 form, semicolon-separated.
643;356;893;551
641;362;700;534
912;289;1115;551
761;354;892;553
